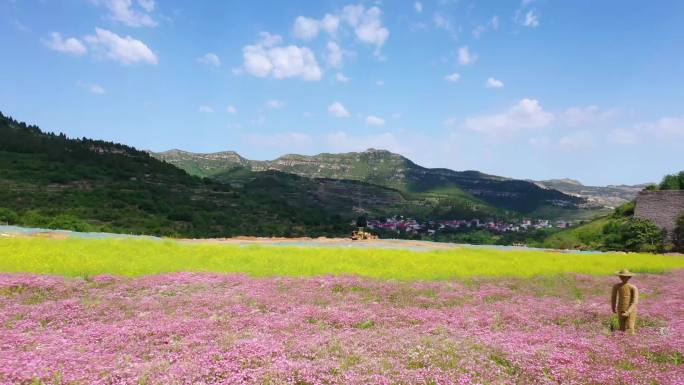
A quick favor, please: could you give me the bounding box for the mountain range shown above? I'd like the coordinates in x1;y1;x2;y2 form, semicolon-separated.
153;150;646;213
0;111;631;238
151;149;610;219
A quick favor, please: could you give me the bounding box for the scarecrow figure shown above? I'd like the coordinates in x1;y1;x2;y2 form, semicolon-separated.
611;269;639;335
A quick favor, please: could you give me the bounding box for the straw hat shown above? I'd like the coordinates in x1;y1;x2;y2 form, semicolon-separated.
616;268;635;277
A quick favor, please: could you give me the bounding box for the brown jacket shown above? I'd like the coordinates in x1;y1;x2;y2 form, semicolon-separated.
611;283;638;315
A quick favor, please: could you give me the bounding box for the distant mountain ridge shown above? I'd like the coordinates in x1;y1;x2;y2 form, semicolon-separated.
152;148;589;215
533;179;648;209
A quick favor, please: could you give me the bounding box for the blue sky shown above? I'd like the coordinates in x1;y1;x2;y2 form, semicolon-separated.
1;0;683;185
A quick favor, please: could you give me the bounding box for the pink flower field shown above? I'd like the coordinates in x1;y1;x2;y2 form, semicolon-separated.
1;271;683;385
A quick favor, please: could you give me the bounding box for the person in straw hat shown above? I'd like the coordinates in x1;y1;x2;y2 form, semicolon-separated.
611;269;639;335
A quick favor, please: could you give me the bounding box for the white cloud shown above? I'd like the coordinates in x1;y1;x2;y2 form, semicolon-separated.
84;28;158;65
77;81;106;94
98;0;157;27
366;115;386;126
443;117;459;127
473;16;499;38
89;84;106;94
342;4;390;51
491;16;500;30
244;132;313;148
637;116;684;138
529;132;595;152
292;14;339;41
414;2;423;12
464;98;554;136
198;105;214;113
563;106;600;126
266;100;285;109
257;31;283;47
137;0;155;12
524;11;539;27
335;72;350;82
558;131;595;151
328;102;350;118
250;115;266;126
458;46;477;66
433;13;454;33
517;10;539;28
242;45;273;77
608;128;639;145
472;26;486;39
341;5;364;28
326;41;343;68
288;5;388;55
321;14;340;35
561;106;620;127
241;32;322;81
226;105;238;114
197;52;220;67
293;16;320;40
444;73;461;82
528;136;551;150
43;32;87;56
486;77;504;88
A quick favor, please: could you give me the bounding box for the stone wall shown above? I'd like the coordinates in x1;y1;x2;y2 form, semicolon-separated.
634;190;684;236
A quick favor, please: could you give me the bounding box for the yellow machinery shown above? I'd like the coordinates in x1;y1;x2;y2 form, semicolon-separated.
351;227;378;240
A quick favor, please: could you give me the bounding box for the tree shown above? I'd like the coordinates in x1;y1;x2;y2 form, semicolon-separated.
658;171;684;190
0;208;18;225
619;218;665;252
674;216;684;252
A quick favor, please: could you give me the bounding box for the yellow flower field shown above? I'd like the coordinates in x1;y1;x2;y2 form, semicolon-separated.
1;237;683;279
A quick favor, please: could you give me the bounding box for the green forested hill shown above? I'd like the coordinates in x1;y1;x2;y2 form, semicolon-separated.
211;167;502;220
0;112;356;237
153;148;589;215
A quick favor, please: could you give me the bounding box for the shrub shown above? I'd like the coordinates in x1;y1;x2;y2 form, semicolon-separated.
0;208;18;224
612;201;635;218
46;215;91;232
